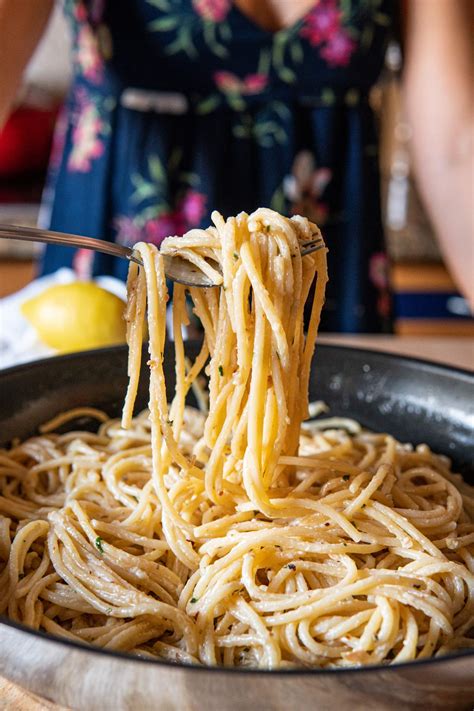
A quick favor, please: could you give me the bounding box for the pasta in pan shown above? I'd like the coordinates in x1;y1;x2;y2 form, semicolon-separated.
0;208;473;668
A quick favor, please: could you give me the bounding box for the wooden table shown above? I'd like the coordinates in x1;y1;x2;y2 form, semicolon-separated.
1;335;472;710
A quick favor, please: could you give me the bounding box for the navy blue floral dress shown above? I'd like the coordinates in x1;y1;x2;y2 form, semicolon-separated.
41;0;395;332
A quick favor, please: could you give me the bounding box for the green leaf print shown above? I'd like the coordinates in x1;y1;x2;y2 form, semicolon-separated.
130;175;159;204
272;102;291;120
165;26;197;58
196;94;221;115
227;95;246;112
148;156;165;183
232;108;288;149
140;204;169;222
278;67;296;84
272;34;286;70
321;88;336;106
148;16;180;31
147;0;171;10
203;21;228;59
270;27;303;85
220;22;232;42
289;40;304;65
254;121;286;146
340;0;352;20
257;48;272;76
178;171;200;187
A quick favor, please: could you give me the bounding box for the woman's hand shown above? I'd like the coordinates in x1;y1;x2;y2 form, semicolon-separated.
0;0;54;129
404;0;473;308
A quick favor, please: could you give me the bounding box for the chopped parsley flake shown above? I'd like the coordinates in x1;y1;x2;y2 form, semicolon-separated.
95;536;104;554
190;597;198;604
233;252;239;260
218;365;224;376
105;607;112;614
287;563;296;570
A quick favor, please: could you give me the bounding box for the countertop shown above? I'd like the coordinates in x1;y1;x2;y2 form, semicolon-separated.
0;335;472;710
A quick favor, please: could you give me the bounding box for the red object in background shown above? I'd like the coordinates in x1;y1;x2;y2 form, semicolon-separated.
0;106;58;178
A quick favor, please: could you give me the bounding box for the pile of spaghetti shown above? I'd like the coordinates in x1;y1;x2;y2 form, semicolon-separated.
1;208;473;669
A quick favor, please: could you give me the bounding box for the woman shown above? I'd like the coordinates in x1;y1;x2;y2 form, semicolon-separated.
0;0;472;330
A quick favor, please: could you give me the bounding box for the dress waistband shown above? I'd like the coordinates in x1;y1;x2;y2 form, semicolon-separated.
118;85;371;115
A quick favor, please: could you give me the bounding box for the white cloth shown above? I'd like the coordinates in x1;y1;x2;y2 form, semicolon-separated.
0;269;127;370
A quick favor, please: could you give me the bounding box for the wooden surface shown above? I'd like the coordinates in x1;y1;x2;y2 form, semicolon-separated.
0;335;472;709
0;259;36;298
318;335;473;371
0;679;66;711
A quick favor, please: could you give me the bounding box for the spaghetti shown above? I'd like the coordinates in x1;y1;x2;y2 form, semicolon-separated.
0;208;473;668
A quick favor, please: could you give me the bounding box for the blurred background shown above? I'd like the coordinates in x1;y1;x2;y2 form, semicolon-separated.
0;0;472;340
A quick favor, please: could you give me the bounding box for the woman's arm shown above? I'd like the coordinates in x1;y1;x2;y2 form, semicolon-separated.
0;0;54;129
404;0;473;307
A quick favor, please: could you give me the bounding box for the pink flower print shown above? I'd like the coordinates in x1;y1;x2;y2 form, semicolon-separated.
214;71;242;94
320;29;356;67
114;216;143;247
145;212;187;245
180;190;207;225
369;252;390;291
300;0;342;46
76;25;104;83
243;74;268;94
214;71;268;96
68;103;104;172
192;0;231;23
74;2;88;23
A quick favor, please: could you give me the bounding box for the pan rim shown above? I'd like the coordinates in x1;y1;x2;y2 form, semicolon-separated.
1;614;473;676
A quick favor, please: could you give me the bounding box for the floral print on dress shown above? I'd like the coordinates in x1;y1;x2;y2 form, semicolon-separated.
300;0;356;67
232;102;290;147
75;24;105;82
68;101;104;172
214;71;268;96
197;57;269;113
43;0;394;332
114;152;207;247
192;0;230;22
283;151;332;225
67;88;113;173
147;0;232;58
67;0;108;82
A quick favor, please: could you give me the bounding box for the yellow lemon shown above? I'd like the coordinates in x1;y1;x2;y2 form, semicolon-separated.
22;282;127;352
